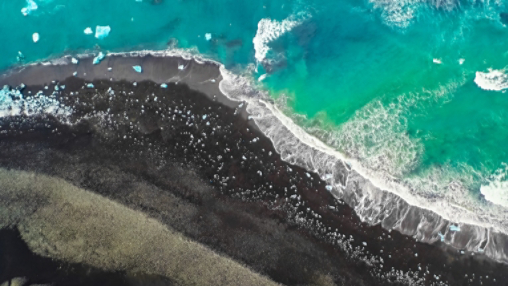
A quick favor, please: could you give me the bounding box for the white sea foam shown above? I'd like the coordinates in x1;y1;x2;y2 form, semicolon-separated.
9;49;508;264
21;0;38;16
370;0;460;29
474;69;508;91
253;16;303;63
482;182;508;207
481;164;508;208
334;99;421;178
369;0;420;29
217;64;508;264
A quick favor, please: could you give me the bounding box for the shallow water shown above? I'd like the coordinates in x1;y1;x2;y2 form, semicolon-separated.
2;0;508;257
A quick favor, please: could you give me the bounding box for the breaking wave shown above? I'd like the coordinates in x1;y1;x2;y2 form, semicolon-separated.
4;49;508;264
369;0;503;29
481;163;508;208
253;14;306;63
474;69;508;91
369;0;422;29
218;63;508;264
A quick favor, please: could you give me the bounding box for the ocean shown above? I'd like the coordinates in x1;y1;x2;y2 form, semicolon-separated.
2;0;508;262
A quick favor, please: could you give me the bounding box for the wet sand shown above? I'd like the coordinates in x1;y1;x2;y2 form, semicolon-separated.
0;55;507;285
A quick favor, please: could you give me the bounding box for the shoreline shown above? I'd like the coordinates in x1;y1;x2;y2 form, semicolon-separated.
219;58;508;263
0;52;507;285
6;50;506;252
3;50;504;241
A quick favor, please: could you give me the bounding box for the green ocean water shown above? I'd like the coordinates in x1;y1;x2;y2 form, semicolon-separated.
1;0;508;210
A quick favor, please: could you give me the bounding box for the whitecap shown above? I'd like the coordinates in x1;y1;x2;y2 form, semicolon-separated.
253;16;303;63
369;0;459;29
481;182;508;208
10;49;508;264
474;69;508;91
218;65;508;263
21;0;38;16
481;164;508;208
369;0;419;29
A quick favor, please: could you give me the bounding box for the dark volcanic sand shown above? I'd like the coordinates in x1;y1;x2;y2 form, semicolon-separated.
0;56;507;286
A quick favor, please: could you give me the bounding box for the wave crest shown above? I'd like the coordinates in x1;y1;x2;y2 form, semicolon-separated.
481;163;508;208
5;50;508;264
253;15;306;63
474;69;508;91
218;64;508;264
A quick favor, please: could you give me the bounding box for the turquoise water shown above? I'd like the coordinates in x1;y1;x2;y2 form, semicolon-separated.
2;0;508;212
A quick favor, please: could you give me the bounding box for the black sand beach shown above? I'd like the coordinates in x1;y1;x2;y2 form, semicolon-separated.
0;54;507;286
